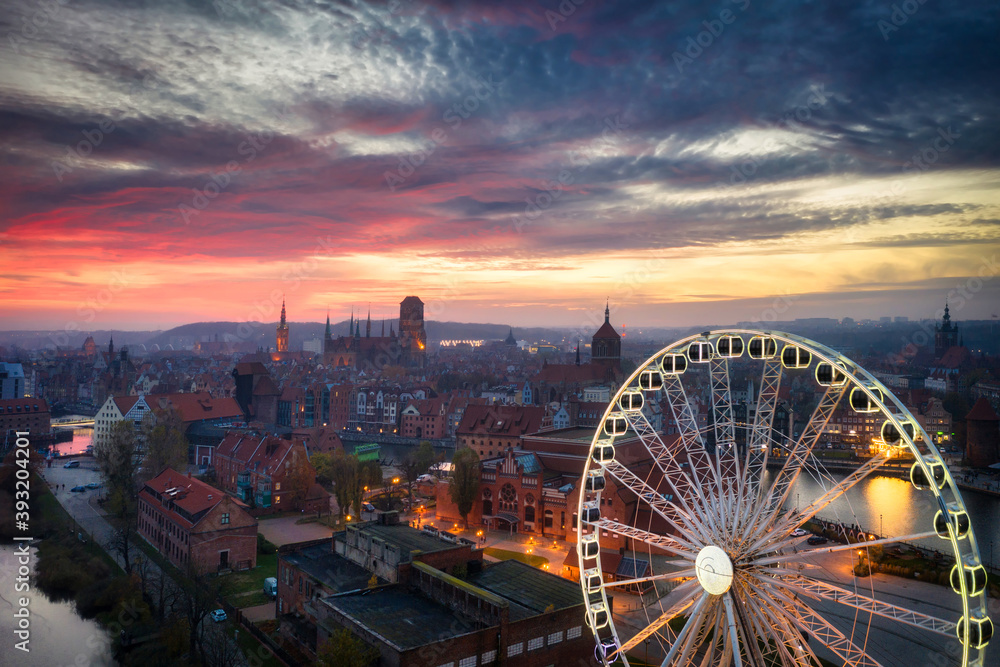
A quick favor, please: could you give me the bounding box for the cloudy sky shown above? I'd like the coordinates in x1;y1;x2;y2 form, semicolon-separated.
2;0;999;331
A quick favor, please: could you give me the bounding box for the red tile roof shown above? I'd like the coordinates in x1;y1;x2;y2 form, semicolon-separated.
457;404;546;437
142;467;225;527
113;396;140;414
145;392;243;424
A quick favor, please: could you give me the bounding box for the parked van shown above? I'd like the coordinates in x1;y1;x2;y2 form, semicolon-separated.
263;577;277;598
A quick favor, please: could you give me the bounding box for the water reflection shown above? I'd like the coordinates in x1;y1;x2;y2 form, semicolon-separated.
767;470;1000;567
0;544;114;666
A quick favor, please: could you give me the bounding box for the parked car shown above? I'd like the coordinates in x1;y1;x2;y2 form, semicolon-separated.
806;535;828;545
263;577;277;599
63;460;80;469
791;528;809;537
210;609;227;623
70;485;87;492
362;502;376;513
85;482;102;489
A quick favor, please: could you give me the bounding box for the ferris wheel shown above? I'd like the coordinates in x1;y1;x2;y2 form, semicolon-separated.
577;329;992;667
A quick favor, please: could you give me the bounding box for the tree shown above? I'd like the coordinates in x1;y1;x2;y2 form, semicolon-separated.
283;446;313;510
449;448;480;528
139;408;188;483
330;449;361;522
311;452;334;487
177;567;221;664
316;628;379;667
402;441;436;505
95;419;143;519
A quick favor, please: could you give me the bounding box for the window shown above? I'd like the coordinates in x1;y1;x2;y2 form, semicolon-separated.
436;663;453;667
567;626;582;639
221;513;230;525
275;495;281;504
527;637;543;651
275;482;281;491
507;643;523;657
481;650;497;664
547;631;563;644
459;658;476;667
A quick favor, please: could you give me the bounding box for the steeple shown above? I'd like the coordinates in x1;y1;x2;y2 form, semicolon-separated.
575;339;581;365
942;301;952;329
355;318;361;338
280;298;286;327
108;336;114;356
366;305;371;338
349;308;354;337
604;299;610;324
276;297;289;352
325;311;331;339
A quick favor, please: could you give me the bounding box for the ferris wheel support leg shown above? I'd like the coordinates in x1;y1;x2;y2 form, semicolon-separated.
722;593;743;667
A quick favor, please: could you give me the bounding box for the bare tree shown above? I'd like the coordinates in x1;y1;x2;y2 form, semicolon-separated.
140;407;188;484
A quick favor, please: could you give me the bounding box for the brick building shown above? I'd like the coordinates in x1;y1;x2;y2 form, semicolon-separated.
456;404;546;459
399;396;452;439
277;520;595;666
137;467;257;574
0;397;50;442
213;432;328;513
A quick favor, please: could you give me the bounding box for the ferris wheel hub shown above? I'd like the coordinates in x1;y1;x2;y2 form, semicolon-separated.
695;545;734;595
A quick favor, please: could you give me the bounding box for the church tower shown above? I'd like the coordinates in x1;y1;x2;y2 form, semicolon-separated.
366;306;371;338
935;301;959;359
591;300;621;369
276;298;289;352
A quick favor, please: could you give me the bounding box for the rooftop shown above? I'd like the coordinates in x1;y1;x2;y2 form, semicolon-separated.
325;587;473;650
348;522;462;556
468;559;584;620
281;541;374;593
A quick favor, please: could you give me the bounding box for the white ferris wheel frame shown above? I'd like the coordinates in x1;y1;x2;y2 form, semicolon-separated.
576;328;991;667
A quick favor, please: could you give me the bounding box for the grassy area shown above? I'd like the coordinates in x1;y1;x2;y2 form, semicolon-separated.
483;547;549;569
229;590;272;609
225;622;284;667
218;552;279;599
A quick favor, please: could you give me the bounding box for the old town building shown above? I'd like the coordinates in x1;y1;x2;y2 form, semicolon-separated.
137;467;257;574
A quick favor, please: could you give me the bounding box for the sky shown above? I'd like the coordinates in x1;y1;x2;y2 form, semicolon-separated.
1;0;999;332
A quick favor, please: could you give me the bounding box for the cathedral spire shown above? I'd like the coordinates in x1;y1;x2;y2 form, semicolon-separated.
325;310;331;339
604;299;610;324
349;307;354;336
280;297;286;326
366;304;371;338
575;339;581;365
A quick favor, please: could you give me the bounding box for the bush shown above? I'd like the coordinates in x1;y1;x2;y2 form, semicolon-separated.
257;533;277;555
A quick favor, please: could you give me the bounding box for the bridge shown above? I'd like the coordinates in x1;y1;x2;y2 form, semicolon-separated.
337;430;453;453
51;418;95;428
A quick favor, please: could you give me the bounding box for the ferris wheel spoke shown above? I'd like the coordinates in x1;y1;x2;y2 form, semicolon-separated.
660;592;715;667
740;384;848;552
603;569;699;589
601;460;707;547
760;452;892;548
761;584;886;667
709;356;737;465
751;530;939;567
614;582;702;656
616;412;713;535
773;575;958;637
750;358;783;500
743;575;871;667
662;374;724;494
591;518;699;560
721;593;744;667
731;585;801;667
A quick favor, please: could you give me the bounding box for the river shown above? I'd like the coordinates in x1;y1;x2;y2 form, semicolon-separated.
771;469;1000;567
0;544;114;666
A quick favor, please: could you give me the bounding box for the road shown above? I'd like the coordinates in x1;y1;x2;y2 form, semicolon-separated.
39;458;247;665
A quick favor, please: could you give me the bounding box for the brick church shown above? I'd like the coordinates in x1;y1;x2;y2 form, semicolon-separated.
323;296;427;370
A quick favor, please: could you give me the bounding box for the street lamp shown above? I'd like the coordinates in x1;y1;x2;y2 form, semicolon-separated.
880;514;883;538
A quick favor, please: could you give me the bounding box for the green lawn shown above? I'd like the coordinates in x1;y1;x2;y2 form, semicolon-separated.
218;552;278;599
483;547;549;569
229;590;272;609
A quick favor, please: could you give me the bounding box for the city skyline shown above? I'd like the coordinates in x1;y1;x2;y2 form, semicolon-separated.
2;0;999;330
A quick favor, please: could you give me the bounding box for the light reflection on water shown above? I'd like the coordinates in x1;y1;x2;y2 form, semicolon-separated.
0;544;114;666
767;469;1000;566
